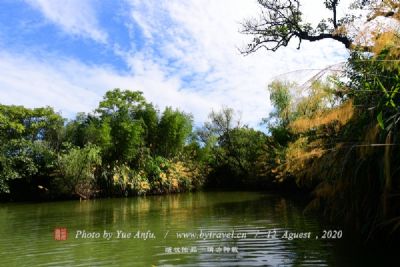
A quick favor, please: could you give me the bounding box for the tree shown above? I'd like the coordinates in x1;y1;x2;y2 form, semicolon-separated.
266;81;293;126
240;0;399;54
95;89;148;165
199;107;266;186
219;127;266;180
108;109;144;164
0;104;64;146
55;144;101;199
96;89;146;117
0;139;55;194
157;107;193;158
263;81;295;146
65;112;111;150
136;103;159;154
0;104;63;195
197;107;238;164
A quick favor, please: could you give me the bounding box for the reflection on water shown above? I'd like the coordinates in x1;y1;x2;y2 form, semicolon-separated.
0;191;394;266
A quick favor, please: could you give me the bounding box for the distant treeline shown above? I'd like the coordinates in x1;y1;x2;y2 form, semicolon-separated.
0;89;269;202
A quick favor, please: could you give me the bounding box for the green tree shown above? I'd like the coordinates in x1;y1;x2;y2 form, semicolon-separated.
199;108;266;187
55;144;101;199
0;104;63;195
136;103;159;154
65;112;111;149
263;81;295;146
96;89;146;117
95;89;148;165
0;105;64;146
157;107;193;158
0;139;55;194
198;108;237;161
108;109;144;164
219;127;266;181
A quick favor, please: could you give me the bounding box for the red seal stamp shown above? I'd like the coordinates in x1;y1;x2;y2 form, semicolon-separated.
54;228;68;241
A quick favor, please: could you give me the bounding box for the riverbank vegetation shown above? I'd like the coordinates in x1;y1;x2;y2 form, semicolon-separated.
239;0;400;242
1;0;399;243
0;90;207;200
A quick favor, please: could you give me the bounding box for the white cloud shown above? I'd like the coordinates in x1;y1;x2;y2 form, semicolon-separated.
0;51;215;124
1;0;351;128
0;52;100;117
301;0;353;26
124;0;349;127
25;0;107;43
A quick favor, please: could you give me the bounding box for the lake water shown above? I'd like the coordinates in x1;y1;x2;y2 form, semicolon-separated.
0;191;393;266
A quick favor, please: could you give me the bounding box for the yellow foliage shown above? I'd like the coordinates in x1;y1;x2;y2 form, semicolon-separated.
290;100;354;133
372;31;400;69
171;178;179;189
123;173;128;184
139;181;150;191
113;174;119;183
277;137;326;180
159;172;167;183
352;0;400;67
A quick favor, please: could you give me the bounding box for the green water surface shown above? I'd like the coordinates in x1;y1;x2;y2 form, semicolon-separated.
0;191;393;266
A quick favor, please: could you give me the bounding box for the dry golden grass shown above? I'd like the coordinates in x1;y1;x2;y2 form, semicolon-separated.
359;124;380;158
373;31;400;66
271;137;328;183
290;100;354;133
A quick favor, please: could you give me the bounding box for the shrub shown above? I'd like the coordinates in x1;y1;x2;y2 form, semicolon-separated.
55;144;101;199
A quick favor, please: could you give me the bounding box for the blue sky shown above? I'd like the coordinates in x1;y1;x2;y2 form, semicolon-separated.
0;0;350;127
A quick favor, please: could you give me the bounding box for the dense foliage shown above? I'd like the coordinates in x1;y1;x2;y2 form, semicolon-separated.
0;89;205;200
241;0;400;241
198;108;267;188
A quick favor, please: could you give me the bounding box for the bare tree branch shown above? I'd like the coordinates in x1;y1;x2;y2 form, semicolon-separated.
240;0;354;55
